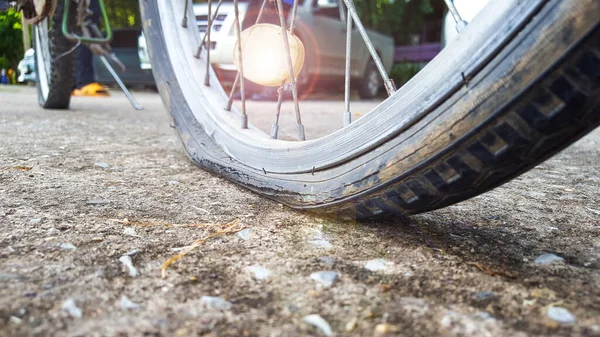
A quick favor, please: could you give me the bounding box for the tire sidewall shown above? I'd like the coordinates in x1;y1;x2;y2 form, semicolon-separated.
33;24;48;107
33;1;75;109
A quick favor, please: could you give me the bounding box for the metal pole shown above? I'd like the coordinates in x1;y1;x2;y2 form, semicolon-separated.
99;56;143;110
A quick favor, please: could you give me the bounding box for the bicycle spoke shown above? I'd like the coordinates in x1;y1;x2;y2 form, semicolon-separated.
271;80;285;139
205;0;212;86
271;0;301;139
341;0;396;96
270;86;284;139
226;0;268;112
194;0;225;58
233;0;248;128
288;0;300;35
343;7;352;126
275;0;305;141
226;74;240;111
443;0;468;32
182;0;189;28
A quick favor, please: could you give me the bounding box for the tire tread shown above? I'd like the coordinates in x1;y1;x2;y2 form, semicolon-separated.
35;0;75;109
337;34;600;219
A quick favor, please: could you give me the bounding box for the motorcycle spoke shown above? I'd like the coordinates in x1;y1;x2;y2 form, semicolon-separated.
343;7;352;126
443;0;468;32
275;0;305;141
341;0;396;96
233;0;248;128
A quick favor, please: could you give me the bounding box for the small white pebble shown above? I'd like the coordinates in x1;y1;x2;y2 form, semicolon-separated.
547;306;576;324
237;228;253;241
365;258;388;271
59;243;77;250
119;255;138;277
475;311;494;320
534;253;564;265
120;296;140;310
9;316;22;325
62;299;82;318
345;317;358;332
303;314;333;336
247;265;270;280
123;227;141;238
374;323;399;335
310;271;338;288
311;239;333;249
200;296;232;310
587;208;600;215
94;162;110;169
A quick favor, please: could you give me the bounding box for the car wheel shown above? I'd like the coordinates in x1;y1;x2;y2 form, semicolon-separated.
358;60;381;99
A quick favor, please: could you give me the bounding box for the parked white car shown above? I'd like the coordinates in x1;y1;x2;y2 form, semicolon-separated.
139;0;395;98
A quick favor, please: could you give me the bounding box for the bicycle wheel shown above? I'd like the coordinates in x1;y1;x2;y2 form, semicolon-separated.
33;0;76;109
140;0;600;219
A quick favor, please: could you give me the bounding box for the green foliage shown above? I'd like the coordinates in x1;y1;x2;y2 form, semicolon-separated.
0;8;24;69
100;0;437;45
390;62;422;86
353;0;434;45
103;0;141;29
0;56;9;70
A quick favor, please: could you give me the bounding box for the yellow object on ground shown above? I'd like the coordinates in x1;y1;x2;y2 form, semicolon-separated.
72;82;110;97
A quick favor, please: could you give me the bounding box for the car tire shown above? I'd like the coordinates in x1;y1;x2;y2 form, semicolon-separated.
358;59;382;99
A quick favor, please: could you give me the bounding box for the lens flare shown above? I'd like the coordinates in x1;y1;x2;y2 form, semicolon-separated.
233;23;305;87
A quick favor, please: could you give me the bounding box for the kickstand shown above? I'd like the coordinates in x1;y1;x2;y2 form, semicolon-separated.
99;55;144;110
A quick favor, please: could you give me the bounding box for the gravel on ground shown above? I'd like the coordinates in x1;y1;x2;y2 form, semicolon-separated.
1;86;599;337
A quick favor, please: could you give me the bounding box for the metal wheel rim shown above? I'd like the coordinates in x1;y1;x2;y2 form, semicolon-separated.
154;0;543;174
34;20;51;101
